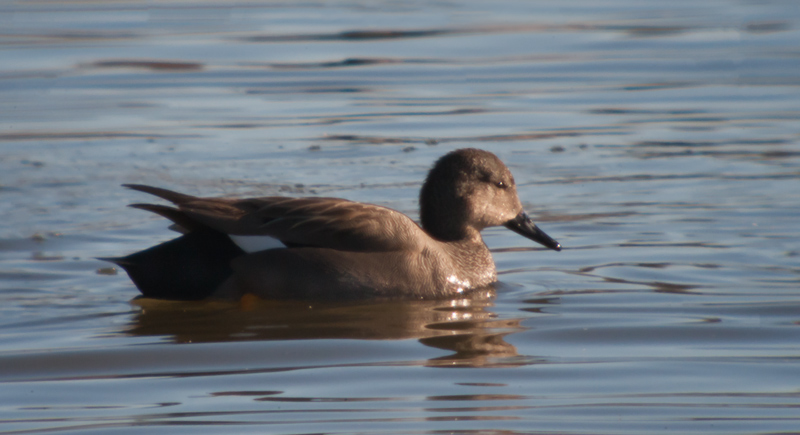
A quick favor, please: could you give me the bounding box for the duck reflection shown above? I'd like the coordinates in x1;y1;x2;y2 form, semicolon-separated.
125;287;522;367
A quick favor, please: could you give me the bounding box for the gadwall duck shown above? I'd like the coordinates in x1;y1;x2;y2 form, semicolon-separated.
107;148;561;300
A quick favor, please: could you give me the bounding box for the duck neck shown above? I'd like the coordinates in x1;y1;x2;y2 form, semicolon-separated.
420;205;479;242
419;166;479;242
424;222;468;242
443;232;497;288
420;191;470;241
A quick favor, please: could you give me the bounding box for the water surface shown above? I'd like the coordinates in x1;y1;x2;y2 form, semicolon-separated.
1;1;799;434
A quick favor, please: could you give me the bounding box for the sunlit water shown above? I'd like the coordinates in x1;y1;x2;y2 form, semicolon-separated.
1;1;799;434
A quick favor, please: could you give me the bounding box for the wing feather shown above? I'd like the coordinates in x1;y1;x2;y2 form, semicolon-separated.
126;185;426;253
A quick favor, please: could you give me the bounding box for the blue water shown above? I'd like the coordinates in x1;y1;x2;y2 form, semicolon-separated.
1;1;799;434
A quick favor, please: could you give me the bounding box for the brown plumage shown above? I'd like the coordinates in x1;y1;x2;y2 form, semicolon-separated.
107;148;561;301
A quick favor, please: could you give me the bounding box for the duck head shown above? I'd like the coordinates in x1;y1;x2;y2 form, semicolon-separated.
420;148;561;251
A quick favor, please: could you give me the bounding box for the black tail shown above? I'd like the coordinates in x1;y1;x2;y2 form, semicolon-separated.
104;230;245;300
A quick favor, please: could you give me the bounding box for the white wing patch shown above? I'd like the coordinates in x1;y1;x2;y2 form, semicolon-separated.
229;235;285;253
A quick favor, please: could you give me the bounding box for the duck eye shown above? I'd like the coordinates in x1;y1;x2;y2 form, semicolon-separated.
495;181;507;189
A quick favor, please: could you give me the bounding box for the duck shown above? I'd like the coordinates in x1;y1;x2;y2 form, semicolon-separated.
106;148;561;301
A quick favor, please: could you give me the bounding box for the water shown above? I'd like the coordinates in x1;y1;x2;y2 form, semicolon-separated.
1;1;799;434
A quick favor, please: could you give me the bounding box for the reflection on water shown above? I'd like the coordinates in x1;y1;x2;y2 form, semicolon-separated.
130;292;523;368
1;0;799;434
133;293;489;337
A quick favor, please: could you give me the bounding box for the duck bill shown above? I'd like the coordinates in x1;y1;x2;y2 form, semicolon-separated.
504;212;562;251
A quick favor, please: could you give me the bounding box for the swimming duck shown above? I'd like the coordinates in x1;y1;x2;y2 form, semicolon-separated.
107;148;561;300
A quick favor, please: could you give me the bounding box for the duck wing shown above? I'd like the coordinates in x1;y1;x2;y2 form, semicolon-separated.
124;184;427;253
